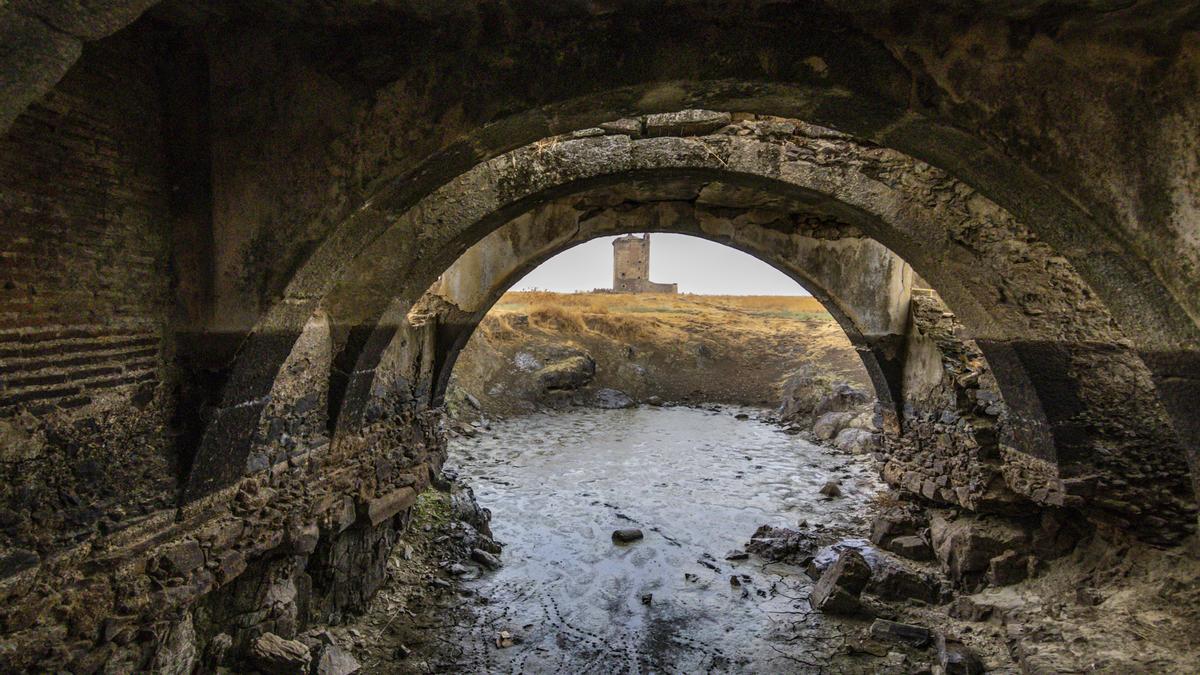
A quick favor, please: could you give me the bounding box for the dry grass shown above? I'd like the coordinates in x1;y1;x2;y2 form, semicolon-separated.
492;291;831;330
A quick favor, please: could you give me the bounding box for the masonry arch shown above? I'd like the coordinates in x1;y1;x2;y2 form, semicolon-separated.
186;114;1195;541
414;190;914;426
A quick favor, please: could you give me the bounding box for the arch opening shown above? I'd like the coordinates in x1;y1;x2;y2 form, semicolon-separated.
189;113;1196;547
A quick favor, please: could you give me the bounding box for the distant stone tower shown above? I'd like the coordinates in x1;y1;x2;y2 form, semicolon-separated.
612;234;678;293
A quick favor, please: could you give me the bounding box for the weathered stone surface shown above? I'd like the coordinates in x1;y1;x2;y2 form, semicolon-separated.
745;525;819;563
643;110;731;137
612;528;644;543
249;633;311;674
869;619;933;648
930;513;1030;589
2;3;1199;669
811;549;872;615
937;633;985;675
314;643;361;675
885;535;932;562
813;412;857;441
361;487;418;528
591;388;634;409
599;118;642;138
833;427;879;454
471;548;502;570
536;355;596;391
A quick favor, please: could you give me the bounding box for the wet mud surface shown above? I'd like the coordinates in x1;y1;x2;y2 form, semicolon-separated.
347;405;890;672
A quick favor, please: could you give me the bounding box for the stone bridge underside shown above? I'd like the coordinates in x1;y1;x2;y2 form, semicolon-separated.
1;1;1199;671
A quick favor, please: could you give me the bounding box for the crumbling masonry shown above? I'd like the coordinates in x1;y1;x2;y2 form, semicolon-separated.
0;1;1198;671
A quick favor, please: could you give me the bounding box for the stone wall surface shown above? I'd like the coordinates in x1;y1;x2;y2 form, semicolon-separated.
0;1;1197;671
0;34;176;565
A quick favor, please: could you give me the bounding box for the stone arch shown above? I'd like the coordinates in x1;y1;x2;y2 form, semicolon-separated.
413;191;914;428
187;115;1194;540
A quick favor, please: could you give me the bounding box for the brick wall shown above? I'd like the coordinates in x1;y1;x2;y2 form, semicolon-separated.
0;33;176;562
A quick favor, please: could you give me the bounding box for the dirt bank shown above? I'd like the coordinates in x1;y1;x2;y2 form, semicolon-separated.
447;292;868;417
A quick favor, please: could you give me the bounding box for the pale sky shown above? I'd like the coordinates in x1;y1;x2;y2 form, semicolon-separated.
510;233;811;295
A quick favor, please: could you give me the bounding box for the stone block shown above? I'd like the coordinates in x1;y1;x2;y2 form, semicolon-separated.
811;549;872;615
869;619;933;648
249;633;311;674
644;110;731;137
361;487;417;528
160;541;205;575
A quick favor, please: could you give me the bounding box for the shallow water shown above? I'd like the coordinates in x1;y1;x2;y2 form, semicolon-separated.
436;405;882;673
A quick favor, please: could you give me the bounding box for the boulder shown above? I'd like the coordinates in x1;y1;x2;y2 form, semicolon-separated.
810;549;872;615
987;549;1031;586
937;634;985;674
471;548;502;570
249;633;311;674
813;383;870;417
885;535;933;561
864;557;943;604
592;388;635;409
870;504;926;547
833;427;880;454
812;412;856;440
929;513;1030;589
745;525;819;563
313;644;361;675
536;355;595;391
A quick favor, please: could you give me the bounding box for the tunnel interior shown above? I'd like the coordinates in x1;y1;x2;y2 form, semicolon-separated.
1;1;1199;671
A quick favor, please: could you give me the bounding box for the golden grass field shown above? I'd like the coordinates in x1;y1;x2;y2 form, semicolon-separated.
452;291;867;413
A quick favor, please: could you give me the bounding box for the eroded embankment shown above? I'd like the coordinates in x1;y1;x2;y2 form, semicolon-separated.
445;292;867;417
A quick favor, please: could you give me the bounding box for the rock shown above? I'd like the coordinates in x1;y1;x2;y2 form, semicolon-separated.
641;593;653;605
987;549;1031;586
644;109;732;136
947;596;993;622
313;644;361;675
592;388;635;409
724;549;749;561
886;535;933;561
160;540;205;576
646;395;663;406
448;563;469;576
812;411;856;440
819;480;842;498
870;503;926;547
869;619;933;648
745;525;819;563
471;548;502;570
612;528;644;543
599;117;643;138
929;512;1029;589
495;631;514;648
150;614;198;675
811;549;872;615
937;634;984;674
535;355;595;390
865;556;943;604
361;487;417;527
833;427;880;454
813;383;870;417
249;633;311;674
203;632;232;669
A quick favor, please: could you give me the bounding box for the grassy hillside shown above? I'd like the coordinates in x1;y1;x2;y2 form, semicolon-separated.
448;291;869;415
